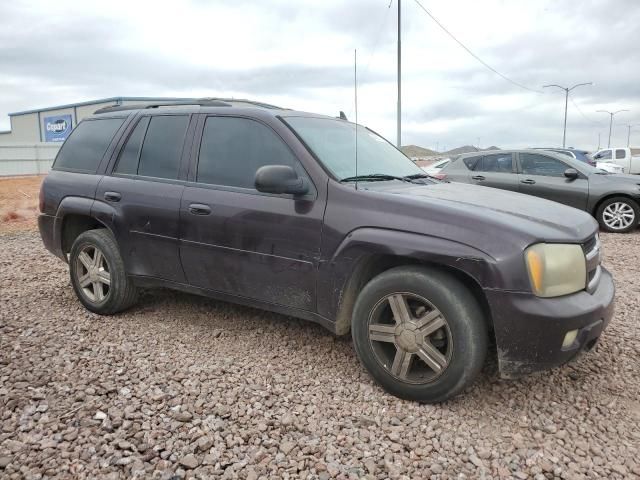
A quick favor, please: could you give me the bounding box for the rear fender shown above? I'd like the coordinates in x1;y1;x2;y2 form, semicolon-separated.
52;196;118;261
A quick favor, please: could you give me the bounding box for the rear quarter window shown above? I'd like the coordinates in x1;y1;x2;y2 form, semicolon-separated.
462;156;481;170
53;118;125;173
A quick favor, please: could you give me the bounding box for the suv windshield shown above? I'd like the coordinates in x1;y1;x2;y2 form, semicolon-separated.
284;117;423;180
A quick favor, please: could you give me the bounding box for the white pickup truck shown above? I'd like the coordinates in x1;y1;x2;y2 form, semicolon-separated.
592;147;640;174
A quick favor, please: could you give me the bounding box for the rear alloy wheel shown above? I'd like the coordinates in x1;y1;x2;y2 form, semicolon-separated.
69;229;138;314
75;244;111;303
596;197;639;233
352;266;488;403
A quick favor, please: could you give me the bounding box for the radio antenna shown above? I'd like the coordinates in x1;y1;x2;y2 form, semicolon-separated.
354;49;359;191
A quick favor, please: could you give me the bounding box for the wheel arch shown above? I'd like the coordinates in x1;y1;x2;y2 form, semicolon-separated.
328;228;498;337
53;196;117;259
592;193;640;218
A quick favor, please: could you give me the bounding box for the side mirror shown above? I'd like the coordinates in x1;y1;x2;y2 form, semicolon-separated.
593;153;601;159
564;168;579;180
255;165;309;195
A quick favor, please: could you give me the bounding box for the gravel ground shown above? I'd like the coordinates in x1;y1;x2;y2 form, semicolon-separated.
1;230;639;480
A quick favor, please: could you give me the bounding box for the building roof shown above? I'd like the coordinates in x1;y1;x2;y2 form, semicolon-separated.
8;97;201;116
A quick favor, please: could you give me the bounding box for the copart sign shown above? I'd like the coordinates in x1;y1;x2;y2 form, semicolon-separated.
44;114;73;142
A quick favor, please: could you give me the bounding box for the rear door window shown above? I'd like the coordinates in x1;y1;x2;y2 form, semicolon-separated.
478;153;513;173
54;118;125;173
520;153;568;177
615;149;626;159
137;115;189;180
113;117;150;175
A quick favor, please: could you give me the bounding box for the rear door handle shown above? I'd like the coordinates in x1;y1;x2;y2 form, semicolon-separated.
104;191;121;202
471;175;485;181
520;179;536;185
188;203;211;216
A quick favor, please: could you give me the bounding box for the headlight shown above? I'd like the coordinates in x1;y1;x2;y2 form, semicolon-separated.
524;243;586;297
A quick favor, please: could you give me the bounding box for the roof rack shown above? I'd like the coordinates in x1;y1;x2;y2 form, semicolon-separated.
94;98;285;114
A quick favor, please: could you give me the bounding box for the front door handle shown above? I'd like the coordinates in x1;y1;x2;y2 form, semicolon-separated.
104;191;121;202
520;179;536;185
188;203;212;216
471;175;486;181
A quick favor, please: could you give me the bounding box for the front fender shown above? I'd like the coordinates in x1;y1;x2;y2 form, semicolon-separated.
316;227;500;333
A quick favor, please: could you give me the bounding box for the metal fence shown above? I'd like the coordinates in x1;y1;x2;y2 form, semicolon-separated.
0;144;60;176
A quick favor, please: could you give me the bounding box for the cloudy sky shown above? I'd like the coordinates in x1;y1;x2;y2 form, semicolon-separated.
1;0;639;150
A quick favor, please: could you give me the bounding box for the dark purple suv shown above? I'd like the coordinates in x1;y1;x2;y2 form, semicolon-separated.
38;99;615;402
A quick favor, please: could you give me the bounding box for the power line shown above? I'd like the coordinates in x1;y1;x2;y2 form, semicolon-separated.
569;97;604;125
412;0;542;94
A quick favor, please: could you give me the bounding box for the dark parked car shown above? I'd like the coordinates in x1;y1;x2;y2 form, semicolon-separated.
39;100;614;403
440;149;640;233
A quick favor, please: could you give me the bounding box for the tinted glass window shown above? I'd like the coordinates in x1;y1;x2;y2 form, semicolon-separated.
114;117;149;175
550;149;574;158
283;117;422;180
598;150;612;160
478;153;512;173
54;118;124;172
463;156;481;170
520;153;568;177
571;151;590;162
616;149;625;159
137;115;189;179
197;117;300;189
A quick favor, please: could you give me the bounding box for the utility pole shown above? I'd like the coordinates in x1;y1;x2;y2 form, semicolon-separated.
597;109;629;148
597;133;601;150
396;0;401;147
627;124;637;147
477;137;481;149
543;82;592;148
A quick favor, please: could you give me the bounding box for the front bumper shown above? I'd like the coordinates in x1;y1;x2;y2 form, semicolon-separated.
486;266;615;378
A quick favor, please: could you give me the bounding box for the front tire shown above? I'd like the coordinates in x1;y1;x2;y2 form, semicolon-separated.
596;197;639;233
69;229;138;314
352;266;488;403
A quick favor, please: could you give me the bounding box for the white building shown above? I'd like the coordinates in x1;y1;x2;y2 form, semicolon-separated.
0;97;198;175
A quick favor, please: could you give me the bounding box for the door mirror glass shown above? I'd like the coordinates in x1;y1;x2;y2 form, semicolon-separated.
564;168;579;179
255;165;309;195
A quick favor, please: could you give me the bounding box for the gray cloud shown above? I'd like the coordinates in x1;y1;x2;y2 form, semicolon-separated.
1;0;639;150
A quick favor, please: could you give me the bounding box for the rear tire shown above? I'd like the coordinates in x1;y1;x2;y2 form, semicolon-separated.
351;266;488;403
69;229;138;314
596;197;639;233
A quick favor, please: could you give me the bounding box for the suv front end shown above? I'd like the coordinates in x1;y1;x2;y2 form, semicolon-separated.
487;233;614;377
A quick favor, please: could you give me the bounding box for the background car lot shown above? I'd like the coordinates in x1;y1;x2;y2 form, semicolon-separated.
1;176;639;478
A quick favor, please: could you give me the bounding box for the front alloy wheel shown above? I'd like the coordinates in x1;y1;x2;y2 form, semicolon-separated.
596;197;640;233
368;293;452;384
352;266;487;403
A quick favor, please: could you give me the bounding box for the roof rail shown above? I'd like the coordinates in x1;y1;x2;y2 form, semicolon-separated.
94;99;232;114
94;97;285;114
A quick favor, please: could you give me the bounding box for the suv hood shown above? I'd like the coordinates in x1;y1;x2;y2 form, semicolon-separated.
363;181;597;242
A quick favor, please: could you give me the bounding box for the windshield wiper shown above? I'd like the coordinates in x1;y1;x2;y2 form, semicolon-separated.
339;173;410;183
402;173;441;181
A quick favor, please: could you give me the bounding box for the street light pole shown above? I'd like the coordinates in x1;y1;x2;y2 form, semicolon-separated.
597;110;630;148
543;82;592;148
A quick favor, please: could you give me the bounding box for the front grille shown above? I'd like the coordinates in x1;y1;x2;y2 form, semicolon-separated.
582;234;601;293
